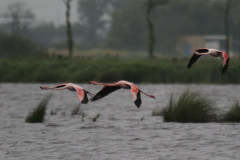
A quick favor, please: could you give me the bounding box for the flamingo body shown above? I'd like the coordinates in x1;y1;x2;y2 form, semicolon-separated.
187;48;230;75
89;80;155;108
40;83;95;104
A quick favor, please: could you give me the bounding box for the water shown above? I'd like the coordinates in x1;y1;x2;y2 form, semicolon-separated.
1;83;240;160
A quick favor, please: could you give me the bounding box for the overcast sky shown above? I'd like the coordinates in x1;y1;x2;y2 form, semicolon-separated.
0;0;79;26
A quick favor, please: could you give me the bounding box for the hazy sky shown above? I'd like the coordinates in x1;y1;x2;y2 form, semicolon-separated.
0;0;79;26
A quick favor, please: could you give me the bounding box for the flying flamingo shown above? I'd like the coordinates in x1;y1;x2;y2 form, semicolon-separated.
40;83;96;104
187;48;230;75
89;80;155;108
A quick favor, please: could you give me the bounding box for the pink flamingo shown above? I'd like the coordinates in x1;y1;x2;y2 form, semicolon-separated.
89;80;155;108
40;83;95;104
187;48;230;75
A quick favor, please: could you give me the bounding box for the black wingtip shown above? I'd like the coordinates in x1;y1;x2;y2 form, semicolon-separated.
89;81;91;85
81;91;89;104
134;91;142;108
39;86;43;90
222;58;230;75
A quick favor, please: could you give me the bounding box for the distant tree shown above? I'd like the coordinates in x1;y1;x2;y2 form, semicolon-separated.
105;0;147;50
63;0;74;58
77;0;110;44
2;2;34;33
146;0;168;58
213;0;237;54
0;32;44;57
104;0;240;54
224;0;232;54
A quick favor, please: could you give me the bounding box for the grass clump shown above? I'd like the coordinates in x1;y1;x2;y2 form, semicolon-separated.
25;95;52;123
71;104;82;115
222;101;240;122
152;106;163;116
160;90;217;123
92;114;100;122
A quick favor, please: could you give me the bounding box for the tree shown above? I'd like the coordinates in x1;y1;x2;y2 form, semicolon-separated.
105;0;147;50
77;0;110;44
0;32;44;57
146;0;168;58
2;2;34;33
224;0;232;54
63;0;74;58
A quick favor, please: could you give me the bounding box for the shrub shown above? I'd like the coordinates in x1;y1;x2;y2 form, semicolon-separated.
222;101;240;122
160;90;217;123
25;95;52;123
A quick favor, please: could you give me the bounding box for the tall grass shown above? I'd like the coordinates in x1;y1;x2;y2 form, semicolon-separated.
160;90;217;123
25;95;52;123
221;101;240;122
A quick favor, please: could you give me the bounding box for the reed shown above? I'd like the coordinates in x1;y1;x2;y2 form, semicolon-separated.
160;90;217;123
152;106;163;116
50;109;57;115
25;95;52;123
92;114;100;122
71;104;82;115
221;101;240;122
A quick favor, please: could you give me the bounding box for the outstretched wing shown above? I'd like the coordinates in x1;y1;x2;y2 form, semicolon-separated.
130;84;142;108
90;86;121;102
72;86;87;104
222;57;230;75
187;53;201;68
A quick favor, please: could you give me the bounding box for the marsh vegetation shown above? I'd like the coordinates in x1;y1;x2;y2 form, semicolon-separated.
25;94;52;123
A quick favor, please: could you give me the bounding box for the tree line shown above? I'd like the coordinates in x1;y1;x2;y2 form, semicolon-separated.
0;0;239;58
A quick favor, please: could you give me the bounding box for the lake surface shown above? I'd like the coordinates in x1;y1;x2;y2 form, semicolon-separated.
1;83;240;160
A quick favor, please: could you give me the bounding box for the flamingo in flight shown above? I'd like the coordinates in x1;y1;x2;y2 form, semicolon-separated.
89;80;155;108
187;48;230;75
40;83;96;104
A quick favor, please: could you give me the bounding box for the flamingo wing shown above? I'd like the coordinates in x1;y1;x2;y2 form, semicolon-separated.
90;86;121;102
130;84;142;108
72;86;88;104
187;53;201;68
222;57;230;75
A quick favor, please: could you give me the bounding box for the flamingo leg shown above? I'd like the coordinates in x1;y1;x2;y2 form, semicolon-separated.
140;90;155;99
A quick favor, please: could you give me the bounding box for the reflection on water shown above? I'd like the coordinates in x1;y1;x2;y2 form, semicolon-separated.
0;83;240;159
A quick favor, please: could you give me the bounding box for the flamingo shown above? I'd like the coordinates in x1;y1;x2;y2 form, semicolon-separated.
89;80;155;108
187;48;230;75
39;83;96;104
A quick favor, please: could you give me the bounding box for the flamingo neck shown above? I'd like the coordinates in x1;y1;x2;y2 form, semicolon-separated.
49;86;68;90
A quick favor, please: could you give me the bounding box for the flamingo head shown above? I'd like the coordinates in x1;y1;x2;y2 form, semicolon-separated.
149;95;156;99
40;86;49;90
89;81;97;85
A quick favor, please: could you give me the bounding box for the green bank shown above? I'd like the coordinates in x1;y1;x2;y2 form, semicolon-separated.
0;58;239;83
